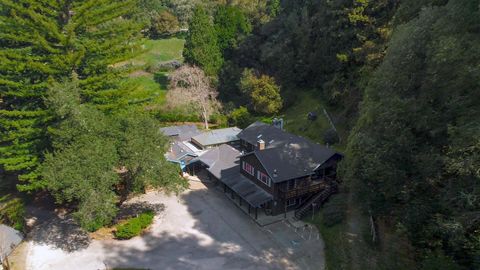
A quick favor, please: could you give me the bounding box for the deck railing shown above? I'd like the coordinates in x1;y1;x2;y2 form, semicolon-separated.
278;179;331;199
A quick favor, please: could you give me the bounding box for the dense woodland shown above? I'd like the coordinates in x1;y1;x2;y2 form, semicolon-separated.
0;0;478;269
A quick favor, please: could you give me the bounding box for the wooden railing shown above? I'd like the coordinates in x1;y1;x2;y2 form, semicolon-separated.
278;181;328;199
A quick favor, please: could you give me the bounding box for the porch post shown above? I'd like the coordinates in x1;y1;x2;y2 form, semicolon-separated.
239;197;242;206
248;204;251;214
255;207;258;220
284;200;287;218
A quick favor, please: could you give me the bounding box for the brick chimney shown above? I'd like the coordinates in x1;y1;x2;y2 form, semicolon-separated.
257;139;265;150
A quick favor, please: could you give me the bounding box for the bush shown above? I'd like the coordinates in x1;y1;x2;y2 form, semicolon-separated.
115;211;155;240
0;195;26;231
228;106;253;128
323;128;340;145
322;193;347;227
421;252;464;270
210;113;228;127
145;60;182;73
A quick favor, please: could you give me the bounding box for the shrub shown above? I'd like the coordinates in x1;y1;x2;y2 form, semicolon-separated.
228;106;253;128
115;211;155;240
421;252;464;270
323;128;340;145
0;195;26;231
210;113;228;127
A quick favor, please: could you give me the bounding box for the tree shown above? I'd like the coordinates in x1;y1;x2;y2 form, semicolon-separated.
118;113;185;193
150;10;180;38
239;69;282;115
344;0;480;267
168;65;220;129
42;81;186;230
183;6;223;76
214;5;252;54
228;106;253;128
0;0;142;192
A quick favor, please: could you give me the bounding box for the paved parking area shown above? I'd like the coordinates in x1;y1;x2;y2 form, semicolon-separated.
14;182;325;270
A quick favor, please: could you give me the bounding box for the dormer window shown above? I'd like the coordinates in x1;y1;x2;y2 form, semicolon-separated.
257;171;271;187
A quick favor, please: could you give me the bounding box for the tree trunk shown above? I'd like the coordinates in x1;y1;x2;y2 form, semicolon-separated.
202;105;209;130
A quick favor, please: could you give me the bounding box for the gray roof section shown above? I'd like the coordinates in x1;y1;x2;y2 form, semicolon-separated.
240;122;342;183
166;141;196;162
191;127;241;147
160;125;201;141
1;224;23;260
222;173;273;207
194;144;240;179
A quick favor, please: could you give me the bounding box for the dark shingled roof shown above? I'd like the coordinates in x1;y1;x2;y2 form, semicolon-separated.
160;125;201;141
239;122;342;183
237;121;299;149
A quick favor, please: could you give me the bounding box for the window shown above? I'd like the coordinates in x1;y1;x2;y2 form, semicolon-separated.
242;161;254;176
257;171;271;187
286;199;297;207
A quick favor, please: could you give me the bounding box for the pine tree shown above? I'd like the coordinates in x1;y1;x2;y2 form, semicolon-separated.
183;5;223;76
0;0;141;191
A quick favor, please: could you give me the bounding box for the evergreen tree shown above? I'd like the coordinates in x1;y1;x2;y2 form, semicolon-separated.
0;0;141;191
183;5;223;76
214;5;251;55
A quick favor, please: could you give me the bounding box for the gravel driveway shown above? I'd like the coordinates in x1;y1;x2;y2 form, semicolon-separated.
13;182;325;270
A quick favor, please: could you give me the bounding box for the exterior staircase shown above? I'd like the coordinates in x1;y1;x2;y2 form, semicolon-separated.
294;181;338;220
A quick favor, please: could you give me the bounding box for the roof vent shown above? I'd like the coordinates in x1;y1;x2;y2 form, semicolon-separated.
273;169;278;177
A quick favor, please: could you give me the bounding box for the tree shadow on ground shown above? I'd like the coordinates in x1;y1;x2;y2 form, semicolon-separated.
27;207;90;252
115;202;165;223
100;187;296;270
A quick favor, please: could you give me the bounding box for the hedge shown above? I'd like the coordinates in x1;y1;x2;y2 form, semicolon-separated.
115;211;155;240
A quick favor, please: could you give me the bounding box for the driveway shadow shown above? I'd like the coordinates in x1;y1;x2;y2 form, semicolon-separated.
27;208;90;252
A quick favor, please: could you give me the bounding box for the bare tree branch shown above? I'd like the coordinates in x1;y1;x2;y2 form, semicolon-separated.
167;65;220;129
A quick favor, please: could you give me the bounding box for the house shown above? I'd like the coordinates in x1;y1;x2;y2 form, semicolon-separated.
237;122;342;217
162;126;242;171
190;127;241;149
187;121;343;220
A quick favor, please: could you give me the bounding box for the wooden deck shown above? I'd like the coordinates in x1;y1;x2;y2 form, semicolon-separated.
278;177;334;199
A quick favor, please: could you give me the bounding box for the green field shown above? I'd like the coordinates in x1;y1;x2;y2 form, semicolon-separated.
122;38;185;106
130;38;185;68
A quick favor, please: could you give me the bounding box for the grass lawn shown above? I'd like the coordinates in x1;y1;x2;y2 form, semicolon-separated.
120;38;184;107
282;91;330;144
130;38;185;68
